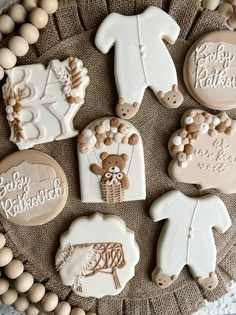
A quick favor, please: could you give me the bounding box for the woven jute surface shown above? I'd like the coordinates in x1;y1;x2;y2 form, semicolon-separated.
0;1;236;314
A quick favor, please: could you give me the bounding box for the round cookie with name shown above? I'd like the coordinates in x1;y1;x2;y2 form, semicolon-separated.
0;150;68;226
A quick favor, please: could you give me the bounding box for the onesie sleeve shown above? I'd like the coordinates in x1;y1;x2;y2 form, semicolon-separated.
94;13;118;54
211;196;232;233
157;9;180;45
149;190;178;222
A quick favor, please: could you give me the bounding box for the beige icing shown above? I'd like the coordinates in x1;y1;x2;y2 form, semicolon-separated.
184;31;236;110
168;110;236;194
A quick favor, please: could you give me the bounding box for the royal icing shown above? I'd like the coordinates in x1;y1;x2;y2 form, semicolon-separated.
168;110;236;194
150;190;231;291
77;117;146;203
56;213;140;298
184;31;236;110
0;150;68;226
95;6;183;119
2;57;90;149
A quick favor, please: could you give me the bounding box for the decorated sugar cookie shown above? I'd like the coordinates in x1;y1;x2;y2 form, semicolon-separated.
150;190;231;291
184;31;236;110
77;117;146;203
95;6;183;120
56;213;140;298
0;150;68;226
2;57;90;150
168;109;236;194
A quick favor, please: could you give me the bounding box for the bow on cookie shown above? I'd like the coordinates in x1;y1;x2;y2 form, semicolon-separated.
105;172;124;186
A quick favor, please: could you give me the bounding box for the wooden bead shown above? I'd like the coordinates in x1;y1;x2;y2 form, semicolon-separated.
15;272;34;293
1;288;18;305
26;305;39;315
8;36;29;57
218;3;234;19
0;15;15;34
23;0;38;12
14;296;30;312
0;247;13;267
0;233;6;249
87;312;97;315
39;0;58;14
19;23;39;44
70;308;86;315
0;48;17;69
55;301;71;315
4;259;24;279
0;278;10;295
29;8;49;29
8;4;27;24
41;292;59;312
27;283;45;303
202;0;220;10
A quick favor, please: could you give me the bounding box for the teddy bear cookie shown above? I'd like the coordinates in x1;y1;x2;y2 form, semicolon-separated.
184;30;236;110
168;109;236;194
0;150;68;226
2;57;90;150
56;213;140;298
77;117;146;203
150;190;231;291
95;6;183;120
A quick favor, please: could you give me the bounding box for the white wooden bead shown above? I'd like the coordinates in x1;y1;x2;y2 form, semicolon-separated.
0;15;15;34
26;305;39;315
4;259;24;279
39;0;58;14
27;283;45;303
55;301;71;315
23;0;38;12
8;36;29;57
202;0;220;10
0;48;17;70
0;233;6;249
71;308;86;315
41;292;59;312
8;4;27;24
29;8;49;29
14;296;30;312
1;288;18;305
0;247;13;267
15;272;34;293
218;2;234;19
0;278;10;295
19;23;39;44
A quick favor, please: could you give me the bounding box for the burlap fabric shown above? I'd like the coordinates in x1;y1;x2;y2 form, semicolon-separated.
0;1;236;314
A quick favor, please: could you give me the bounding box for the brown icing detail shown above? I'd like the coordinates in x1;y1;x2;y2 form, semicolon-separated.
184;144;194;154
116;98;139;120
216;122;227;133
171;145;179;155
104;137;113;146
66;57;82;89
187;123;199;133
110;118;120;128
95;142;104;149
57;242;126;292
128;134;139;145
90;153;129;203
119;124;127;134
79;143;89;154
95;133;106;143
77;134;86;144
197;272;218;291
152;267;177;289
157;85;183;109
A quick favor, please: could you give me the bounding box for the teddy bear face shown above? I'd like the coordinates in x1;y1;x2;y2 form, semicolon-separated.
158;85;183;109
197;272;218;291
101;152;128;173
152;267;177;289
116;99;139;119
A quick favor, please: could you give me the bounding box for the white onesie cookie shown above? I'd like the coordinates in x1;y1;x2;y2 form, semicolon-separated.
95;6;183;119
150;190;231;291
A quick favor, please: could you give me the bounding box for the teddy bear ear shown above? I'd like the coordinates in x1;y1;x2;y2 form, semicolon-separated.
133;102;139;108
172;84;178;92
121;154;129;161
156;267;162;273
157;91;164;99
209;272;215;278
100;152;109;160
119;97;125;104
171;274;177;281
197;277;203;284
